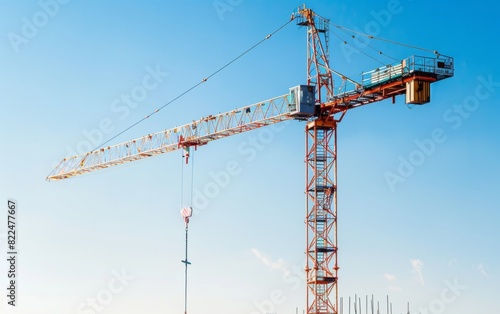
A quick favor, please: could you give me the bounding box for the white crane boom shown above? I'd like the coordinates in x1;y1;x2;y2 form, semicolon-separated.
47;86;315;181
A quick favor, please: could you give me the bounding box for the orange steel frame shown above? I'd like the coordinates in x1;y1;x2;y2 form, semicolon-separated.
299;6;339;314
299;8;442;312
322;74;438;115
297;7;440;314
305;119;338;314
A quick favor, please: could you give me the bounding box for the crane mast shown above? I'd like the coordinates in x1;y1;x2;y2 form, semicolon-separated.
296;6;340;314
47;5;454;314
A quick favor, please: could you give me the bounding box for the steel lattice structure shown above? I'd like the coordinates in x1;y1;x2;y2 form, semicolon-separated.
298;6;339;314
48;94;293;180
305;119;338;314
47;5;453;314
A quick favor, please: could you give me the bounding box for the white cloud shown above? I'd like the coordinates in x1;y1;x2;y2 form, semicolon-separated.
251;248;291;276
478;263;489;278
411;259;425;286
384;273;397;281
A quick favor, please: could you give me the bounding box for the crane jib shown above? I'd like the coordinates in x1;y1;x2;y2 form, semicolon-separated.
47;86;316;181
47;52;453;182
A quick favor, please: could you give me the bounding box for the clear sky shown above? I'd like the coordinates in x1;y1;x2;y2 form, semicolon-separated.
1;0;499;313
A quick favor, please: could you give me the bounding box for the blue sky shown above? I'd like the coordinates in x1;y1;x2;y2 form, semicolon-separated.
1;0;499;313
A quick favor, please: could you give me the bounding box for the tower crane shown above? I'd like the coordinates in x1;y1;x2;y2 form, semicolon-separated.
47;5;453;314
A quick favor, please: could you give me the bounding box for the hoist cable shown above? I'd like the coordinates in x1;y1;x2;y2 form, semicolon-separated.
93;18;295;152
332;26;400;63
180;151;185;209
331;23;438;54
330;29;387;66
190;152;194;207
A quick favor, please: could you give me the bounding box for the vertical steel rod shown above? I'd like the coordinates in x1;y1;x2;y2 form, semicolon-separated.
182;223;191;314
